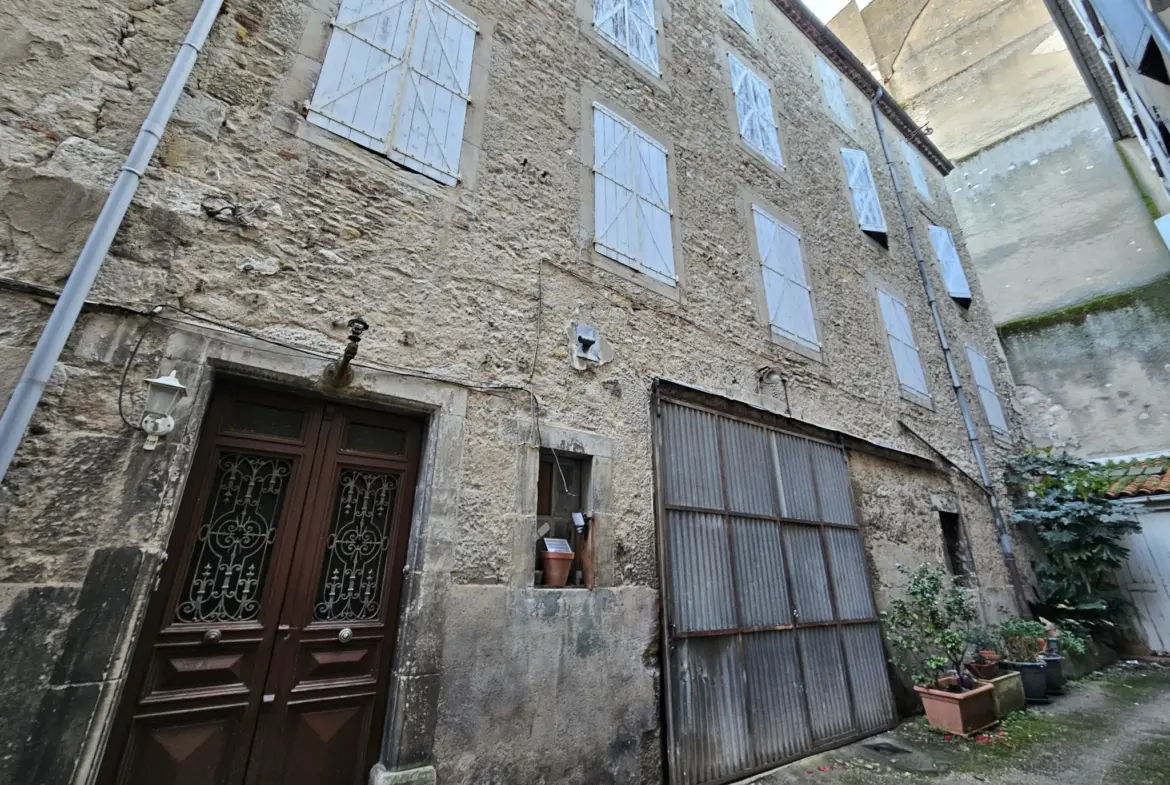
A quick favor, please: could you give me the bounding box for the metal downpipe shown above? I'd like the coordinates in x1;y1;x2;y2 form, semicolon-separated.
869;88;1030;614
0;0;225;482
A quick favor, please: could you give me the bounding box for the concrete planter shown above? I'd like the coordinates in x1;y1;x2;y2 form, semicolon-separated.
914;681;998;736
977;671;1026;718
1003;660;1049;704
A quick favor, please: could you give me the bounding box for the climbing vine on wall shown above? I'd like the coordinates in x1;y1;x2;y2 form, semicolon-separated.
1005;448;1140;633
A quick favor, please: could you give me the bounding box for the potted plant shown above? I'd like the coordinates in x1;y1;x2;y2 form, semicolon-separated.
966;628;1001;680
999;617;1049;704
883;565;998;736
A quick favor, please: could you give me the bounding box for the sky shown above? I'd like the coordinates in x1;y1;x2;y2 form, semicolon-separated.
802;0;853;22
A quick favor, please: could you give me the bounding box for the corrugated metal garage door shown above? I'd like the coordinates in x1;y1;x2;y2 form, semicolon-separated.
654;397;895;785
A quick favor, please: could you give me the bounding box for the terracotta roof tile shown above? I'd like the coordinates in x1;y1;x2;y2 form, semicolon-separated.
1106;456;1170;498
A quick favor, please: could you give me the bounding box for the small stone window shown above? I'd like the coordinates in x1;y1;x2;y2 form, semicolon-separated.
536;450;591;587
939;511;975;583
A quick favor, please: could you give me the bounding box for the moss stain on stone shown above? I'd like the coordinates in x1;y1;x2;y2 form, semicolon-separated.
997;273;1170;338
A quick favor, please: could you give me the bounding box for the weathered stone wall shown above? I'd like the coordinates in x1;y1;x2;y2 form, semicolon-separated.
0;0;1024;782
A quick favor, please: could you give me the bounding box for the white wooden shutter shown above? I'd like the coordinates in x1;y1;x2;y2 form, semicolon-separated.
928;225;972;300
841;148;886;233
308;0;475;186
593;104;675;283
817;57;854;130
308;0;417;154
877;289;929;397
966;346;1009;435
753;206;818;349
729;53;783;167
723;0;756;38
594;0;660;74
901;139;932;201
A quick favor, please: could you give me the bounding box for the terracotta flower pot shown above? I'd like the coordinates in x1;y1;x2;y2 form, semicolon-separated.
914;682;997;736
541;551;574;587
978;650;1000;663
967;661;1000;681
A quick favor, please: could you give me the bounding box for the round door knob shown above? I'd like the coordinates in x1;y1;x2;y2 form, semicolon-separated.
338;628;354;644
203;629;222;645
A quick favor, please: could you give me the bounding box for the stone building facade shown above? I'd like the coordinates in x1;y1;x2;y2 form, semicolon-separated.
829;0;1170;460
0;1;1024;784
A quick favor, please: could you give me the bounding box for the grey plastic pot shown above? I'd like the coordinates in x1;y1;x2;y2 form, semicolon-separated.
1041;654;1066;695
1003;660;1049;704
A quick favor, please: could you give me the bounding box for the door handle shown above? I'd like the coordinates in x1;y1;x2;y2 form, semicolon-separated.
262;694;275;704
203;629;222;645
338;628;354;644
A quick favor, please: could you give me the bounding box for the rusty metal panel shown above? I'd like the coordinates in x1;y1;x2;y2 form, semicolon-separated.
662;402;724;509
773;432;818;520
742;630;813;768
800;626;855;743
782;524;834;623
811;441;856;525
669;510;736;633
674;636;750;785
843;623;896;733
721;420;776;516
731;517;792;627
825;527;876;620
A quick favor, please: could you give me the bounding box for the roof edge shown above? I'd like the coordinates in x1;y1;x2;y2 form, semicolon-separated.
771;0;954;176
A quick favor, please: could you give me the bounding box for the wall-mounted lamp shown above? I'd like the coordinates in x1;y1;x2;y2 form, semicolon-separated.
756;366;782;389
141;371;187;450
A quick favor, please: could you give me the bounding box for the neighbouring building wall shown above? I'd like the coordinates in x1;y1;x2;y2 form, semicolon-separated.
0;0;1025;783
831;0;1170;458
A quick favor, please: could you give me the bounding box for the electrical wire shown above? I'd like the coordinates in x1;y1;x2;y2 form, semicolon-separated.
117;306;162;430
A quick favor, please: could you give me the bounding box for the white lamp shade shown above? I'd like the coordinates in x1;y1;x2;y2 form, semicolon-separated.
144;371;188;417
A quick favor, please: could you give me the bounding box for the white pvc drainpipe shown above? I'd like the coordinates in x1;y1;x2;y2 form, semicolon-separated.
0;0;225;482
870;88;1031;613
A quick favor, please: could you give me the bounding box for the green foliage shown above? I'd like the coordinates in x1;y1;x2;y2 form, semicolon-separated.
998;617;1046;661
882;564;979;689
1005;448;1140;632
967;626;1001;655
1059;628;1088;657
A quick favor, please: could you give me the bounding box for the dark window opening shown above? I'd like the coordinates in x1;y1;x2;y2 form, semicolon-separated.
1110;62;1131;96
1139;39;1170;86
939;511;974;584
864;229;889;249
953;296;972;310
536;450;589;587
1158;120;1170;159
1135;114;1149;141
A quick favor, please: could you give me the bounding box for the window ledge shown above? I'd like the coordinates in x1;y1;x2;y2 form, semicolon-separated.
590;248;682;303
901;388;935;411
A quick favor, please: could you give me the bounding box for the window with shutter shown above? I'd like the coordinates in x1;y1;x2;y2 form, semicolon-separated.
901;139;932;201
841;148;886;236
752;206;819;350
594;0;660;75
307;0;477;186
965;346;1009;437
877;289;930;399
927;225;972;303
728;53;784;167
592;104;676;284
723;0;756;38
817;57;854;130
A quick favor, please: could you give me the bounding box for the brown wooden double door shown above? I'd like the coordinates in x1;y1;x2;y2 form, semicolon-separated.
102;384;422;785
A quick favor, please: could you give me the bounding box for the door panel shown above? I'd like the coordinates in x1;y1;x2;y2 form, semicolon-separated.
103;386;422;785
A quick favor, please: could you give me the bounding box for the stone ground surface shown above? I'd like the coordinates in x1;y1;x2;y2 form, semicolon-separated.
752;663;1170;785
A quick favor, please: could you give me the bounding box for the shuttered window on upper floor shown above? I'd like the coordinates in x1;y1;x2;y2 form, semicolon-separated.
928;225;972;304
752;206;819;351
594;0;660;75
307;0;477;187
729;53;784;167
723;0;756;38
877;289;930;400
965;346;1010;437
841;148;886;236
593;104;676;284
818;57;854;131
901;139;932;201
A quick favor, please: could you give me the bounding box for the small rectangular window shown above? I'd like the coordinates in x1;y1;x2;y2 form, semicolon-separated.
307;0;477;186
729;53;784;168
537;450;588;587
928;225;972;304
877;289;930;399
818;57;854;130
939;511;974;582
752;206;819;350
965;345;1010;438
723;0;756;37
901;139;932;201
594;0;660;75
841;148;887;240
592;104;676;284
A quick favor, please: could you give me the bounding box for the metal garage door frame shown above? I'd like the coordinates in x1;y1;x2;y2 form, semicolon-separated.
652;387;895;785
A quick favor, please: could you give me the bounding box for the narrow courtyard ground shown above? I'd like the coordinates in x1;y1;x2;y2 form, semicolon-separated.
754;663;1170;785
